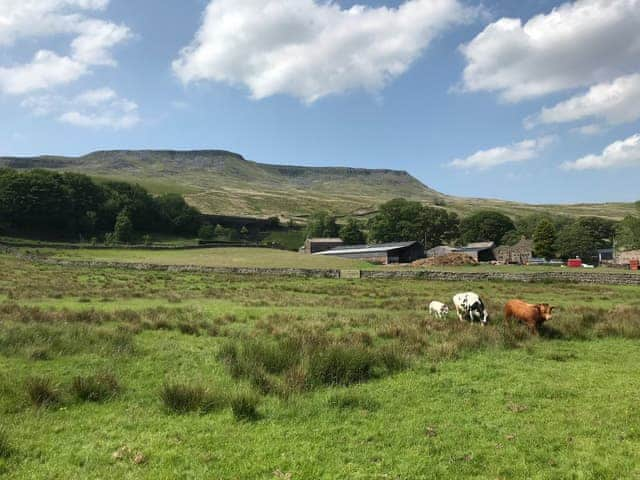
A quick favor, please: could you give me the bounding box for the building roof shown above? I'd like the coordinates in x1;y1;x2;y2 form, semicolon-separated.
314;241;418;256
306;238;343;243
465;241;495;250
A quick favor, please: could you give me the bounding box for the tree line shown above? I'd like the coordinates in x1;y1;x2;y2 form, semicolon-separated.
306;198;634;261
0;169;201;242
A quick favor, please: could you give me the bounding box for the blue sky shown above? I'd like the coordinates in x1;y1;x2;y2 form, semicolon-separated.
1;0;639;204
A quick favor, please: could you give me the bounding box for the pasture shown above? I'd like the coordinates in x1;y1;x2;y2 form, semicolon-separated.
1;253;640;479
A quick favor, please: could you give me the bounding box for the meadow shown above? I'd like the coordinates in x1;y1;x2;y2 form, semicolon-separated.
1;252;640;479
25;246;639;274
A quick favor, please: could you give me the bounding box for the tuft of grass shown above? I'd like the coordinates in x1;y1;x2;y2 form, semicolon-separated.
307;345;379;387
160;382;227;414
71;372;120;402
230;390;260;422
25;377;60;408
0;427;12;458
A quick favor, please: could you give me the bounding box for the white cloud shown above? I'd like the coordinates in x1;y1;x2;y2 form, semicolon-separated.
173;0;476;103
526;74;640;128
75;87;117;106
0;51;87;95
570;124;606;136
0;0;130;95
562;133;640;170
449;136;555;170
460;0;640;102
22;88;139;130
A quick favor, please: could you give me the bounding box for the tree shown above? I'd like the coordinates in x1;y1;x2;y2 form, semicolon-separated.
459;211;516;245
214;224;226;239
575;217;617;249
418;207;459;249
554;220;599;261
306;211;339;238
198;224;215;240
617;202;640;250
339;218;366;245
367;198;458;248
533;218;557;259
114;209;134;243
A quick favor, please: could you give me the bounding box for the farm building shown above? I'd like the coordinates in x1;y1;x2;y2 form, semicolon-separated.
303;238;344;254
313;241;424;264
426;245;455;258
494;238;534;264
617;249;640;265
455;242;496;262
598;248;615;264
426;241;496;262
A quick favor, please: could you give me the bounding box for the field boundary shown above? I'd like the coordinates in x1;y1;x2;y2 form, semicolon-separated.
9;251;640;285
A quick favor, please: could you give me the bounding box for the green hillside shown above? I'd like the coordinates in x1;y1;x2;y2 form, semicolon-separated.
0;150;634;220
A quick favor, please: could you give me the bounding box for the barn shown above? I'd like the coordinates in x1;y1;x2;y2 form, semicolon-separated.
495;238;534;264
426;241;496;262
313;241;424;264
303;238;344;254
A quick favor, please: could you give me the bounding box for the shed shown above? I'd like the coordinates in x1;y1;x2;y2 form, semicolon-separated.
494;238;534;264
617;249;640;265
314;241;424;264
304;238;344;254
426;245;455;258
455;241;496;262
598;248;615;264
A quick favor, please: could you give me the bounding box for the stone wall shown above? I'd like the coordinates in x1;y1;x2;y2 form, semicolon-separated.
5;248;640;285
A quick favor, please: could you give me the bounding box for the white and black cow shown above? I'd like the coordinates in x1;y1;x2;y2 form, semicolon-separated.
452;292;489;325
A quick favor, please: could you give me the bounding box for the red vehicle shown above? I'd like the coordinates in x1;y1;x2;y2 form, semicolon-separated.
567;258;582;268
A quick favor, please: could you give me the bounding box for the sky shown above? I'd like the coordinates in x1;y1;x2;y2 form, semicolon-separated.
1;0;639;204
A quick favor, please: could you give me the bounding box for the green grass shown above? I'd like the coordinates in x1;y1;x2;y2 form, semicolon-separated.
31;246;370;269
1;253;640;478
29;246;639;274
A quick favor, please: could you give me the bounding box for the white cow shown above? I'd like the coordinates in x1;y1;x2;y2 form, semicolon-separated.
429;301;449;319
453;292;489;325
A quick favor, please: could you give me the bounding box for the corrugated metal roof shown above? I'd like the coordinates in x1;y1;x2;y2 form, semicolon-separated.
465;241;495;249
314;241;418;256
306;238;343;243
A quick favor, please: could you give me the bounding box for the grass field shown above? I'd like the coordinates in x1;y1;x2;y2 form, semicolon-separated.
1;253;640;478
28;246;639;275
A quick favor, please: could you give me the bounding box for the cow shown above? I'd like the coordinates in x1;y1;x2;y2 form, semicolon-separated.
504;299;554;334
429;301;449;319
452;292;489;325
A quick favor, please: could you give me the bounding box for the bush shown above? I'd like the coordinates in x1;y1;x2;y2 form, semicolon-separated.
71;372;120;402
230;391;260;421
25;377;60;407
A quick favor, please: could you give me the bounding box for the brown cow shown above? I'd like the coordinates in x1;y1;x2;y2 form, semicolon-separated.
504;299;554;334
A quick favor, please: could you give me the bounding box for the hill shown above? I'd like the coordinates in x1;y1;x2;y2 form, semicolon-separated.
0;150;634;220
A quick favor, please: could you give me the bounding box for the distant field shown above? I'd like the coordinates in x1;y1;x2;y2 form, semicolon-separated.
1;254;640;478
31;247;639;275
34;247;369;269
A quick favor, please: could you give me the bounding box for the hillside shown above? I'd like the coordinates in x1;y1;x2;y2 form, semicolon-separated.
0;150;634;220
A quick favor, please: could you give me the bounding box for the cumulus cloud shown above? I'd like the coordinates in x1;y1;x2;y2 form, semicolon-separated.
526;74;640;128
562;133;640;170
460;0;640;102
0;0;130;94
449;136;555;170
173;0;476;103
22;88;140;129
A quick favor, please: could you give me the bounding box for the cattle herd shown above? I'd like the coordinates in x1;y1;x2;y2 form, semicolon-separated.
429;292;555;334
